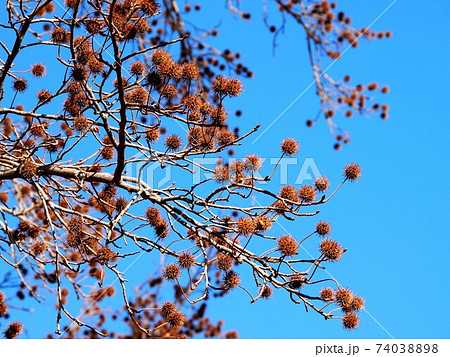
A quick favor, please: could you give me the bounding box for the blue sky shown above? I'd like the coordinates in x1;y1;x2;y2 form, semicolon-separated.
1;0;450;338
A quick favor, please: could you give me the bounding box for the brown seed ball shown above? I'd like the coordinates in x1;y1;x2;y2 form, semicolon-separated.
213;165;229;183
342;312;360;330
13;78;27;92
115;197;128;212
31;242;46;255
320;287;335;301
222;270;240;290
0;302;8;317
4;322;23;339
298;185;316;202
96;246;115;265
145;206;162;226
280;138;299;156
216;253;234;271
236;217;256;236
19;160;37;180
160;301;176;318
216;130;235;146
319;238;343;261
159;84;177;99
125;86;149;105
279;185;299;203
145;127;160;142
177;252;195;269
261;286;273;299
244;154;262;172
277;235;299;256
31;63;46;78
51;26;70;44
73;116;89;133
316;221;331;236
163;263;181;281
181;62;200;81
155;220;169;239
164;134;182;152
37;89;52;103
314;176;330;192
130;61;145;76
343;163;361;181
167;311;185;328
335;288;353;309
288;273;306;289
254;216;272;232
100;147;115;161
350;296;365;312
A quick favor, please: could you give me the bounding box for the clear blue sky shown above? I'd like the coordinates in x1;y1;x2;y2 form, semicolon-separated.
2;0;450;338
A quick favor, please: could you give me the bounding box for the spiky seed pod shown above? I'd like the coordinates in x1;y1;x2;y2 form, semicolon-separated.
320;287;335;301
113;197;127;213
0;291;5;303
316;221;331;236
244;155;262;172
164;134;182;152
181;62;200;81
261;286;273;299
12;78;27;92
155;220;169;239
84;18;104;34
125;86;148;105
72;116;89;133
279;185;299;203
226;78;243;97
163;263;181;281
254;216;272;232
4;322;23;339
178;252;195;269
350;296;365;312
222;270;240;290
213;165;229;183
65;0;80;9
145;127;160;142
101;184;118;199
18;220;31;232
145;206;162;226
31;63;46;78
167;311;185;328
281;138;299;156
67;217;84;237
0;302;8;317
96;246;116;265
66;234;81;248
236;217;256;236
335;288;353;309
210;106;227;125
160;302;176;318
101;147;115;160
31;242;46;256
288;273;306;289
298;185;316;202
139;0;160;16
87;57;104;74
216;253;234;271
344;163;361;181
30;124;45;137
342;313;359;330
211;75;229;95
19;160;37;180
182;94;200;111
71;66;89;82
51;26;70;44
28;225;40;239
216;130;235;146
130;61;145;76
320;239;343;261
159;84;177;99
314;176;330;192
37;89;52;103
277;235;299;256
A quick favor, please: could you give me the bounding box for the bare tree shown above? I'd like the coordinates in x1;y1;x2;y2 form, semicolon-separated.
0;0;389;338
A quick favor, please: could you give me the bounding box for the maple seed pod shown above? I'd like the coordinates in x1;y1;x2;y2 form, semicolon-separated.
344;163;361;181
342;313;360;330
316;221;331;236
277;235;299;256
280;138;299;156
163;263;181;281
